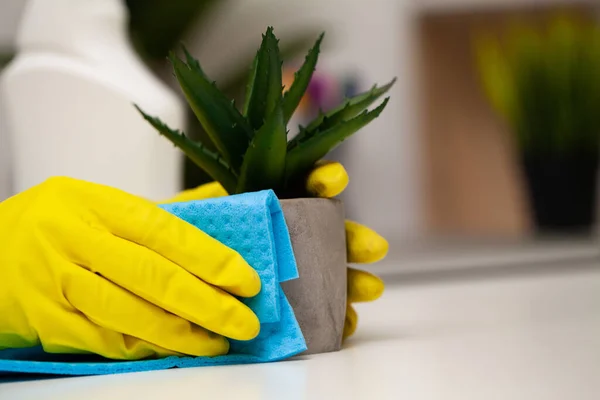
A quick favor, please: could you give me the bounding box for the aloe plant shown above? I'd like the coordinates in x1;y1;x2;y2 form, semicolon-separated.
136;27;394;197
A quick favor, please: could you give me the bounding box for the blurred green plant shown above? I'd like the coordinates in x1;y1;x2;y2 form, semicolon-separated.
474;15;600;155
474;15;600;234
135;27;394;197
0;54;13;68
125;0;220;61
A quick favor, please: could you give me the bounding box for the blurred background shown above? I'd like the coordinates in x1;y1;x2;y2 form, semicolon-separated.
1;0;600;277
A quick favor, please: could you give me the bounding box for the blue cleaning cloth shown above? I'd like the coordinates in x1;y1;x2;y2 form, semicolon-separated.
0;190;306;377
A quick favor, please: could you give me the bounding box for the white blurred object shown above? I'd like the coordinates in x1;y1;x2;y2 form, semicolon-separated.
0;0;27;201
0;92;13;201
0;0;185;200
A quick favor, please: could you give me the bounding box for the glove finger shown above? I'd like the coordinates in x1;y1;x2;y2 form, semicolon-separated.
346;220;389;264
63;267;229;357
42;316;181;361
66;227;260;341
347;267;385;303
38;277;180;360
71;179;261;298
343;304;358;340
159;181;228;204
305;161;349;198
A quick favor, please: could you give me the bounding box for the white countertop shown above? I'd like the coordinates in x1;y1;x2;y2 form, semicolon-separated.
2;262;600;399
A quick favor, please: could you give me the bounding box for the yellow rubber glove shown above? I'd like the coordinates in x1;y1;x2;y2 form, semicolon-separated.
164;161;387;340
0;177;261;360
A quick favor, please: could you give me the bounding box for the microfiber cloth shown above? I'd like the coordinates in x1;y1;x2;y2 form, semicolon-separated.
0;189;306;377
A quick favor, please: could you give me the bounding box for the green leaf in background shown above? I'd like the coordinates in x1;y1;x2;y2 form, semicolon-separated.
134;106;238;193
125;0;220;60
285;98;390;181
473;34;518;129
0;54;13;69
550;17;600;151
545;16;578;150
237;100;287;194
514;31;551;153
169;51;252;169
287;78;396;151
583;23;600;141
244;27;284;131
282;33;324;123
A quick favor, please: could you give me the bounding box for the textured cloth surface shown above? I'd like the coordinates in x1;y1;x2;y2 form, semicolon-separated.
0;190;306;377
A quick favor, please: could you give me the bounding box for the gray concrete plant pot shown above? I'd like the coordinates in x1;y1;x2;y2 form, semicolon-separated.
279;198;347;355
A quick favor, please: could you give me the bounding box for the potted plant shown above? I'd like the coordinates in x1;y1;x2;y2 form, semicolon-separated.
474;16;600;236
135;27;394;354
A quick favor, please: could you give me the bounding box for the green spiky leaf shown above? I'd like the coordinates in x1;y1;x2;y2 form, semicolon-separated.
286;98;390;180
182;45;205;76
217;31;322;97
287;78;396;150
244;27;284;131
169;51;252;170
135;105;238;193
236;100;287;193
243;51;260;118
282;32;324;123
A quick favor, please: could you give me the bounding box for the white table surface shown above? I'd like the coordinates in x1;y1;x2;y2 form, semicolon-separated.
2;262;600;400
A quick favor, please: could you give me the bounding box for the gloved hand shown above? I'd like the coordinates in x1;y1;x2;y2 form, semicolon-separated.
165;161;387;340
0;176;261;360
